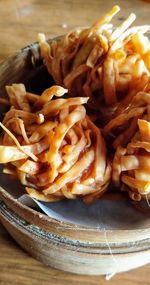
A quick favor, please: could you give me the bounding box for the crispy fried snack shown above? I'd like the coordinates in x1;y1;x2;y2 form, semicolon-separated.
103;91;150;149
112;118;150;201
0;84;111;203
106;90;150;201
1;6;150;205
38;6;150;125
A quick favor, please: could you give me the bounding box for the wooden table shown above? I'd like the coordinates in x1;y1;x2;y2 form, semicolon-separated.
0;0;150;284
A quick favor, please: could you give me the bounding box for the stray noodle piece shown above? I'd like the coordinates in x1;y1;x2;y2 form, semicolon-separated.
0;84;110;203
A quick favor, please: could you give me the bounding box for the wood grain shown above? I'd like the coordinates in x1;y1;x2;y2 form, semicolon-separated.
0;0;150;284
0;224;150;285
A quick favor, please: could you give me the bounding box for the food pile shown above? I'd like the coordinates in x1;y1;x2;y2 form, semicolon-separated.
0;6;150;203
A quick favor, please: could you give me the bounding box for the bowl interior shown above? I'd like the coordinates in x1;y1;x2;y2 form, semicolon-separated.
0;41;149;232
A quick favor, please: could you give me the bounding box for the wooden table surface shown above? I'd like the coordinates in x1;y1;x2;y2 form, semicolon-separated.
0;0;150;284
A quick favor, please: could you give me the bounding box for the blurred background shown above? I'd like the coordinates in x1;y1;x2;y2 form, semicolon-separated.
0;0;150;63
